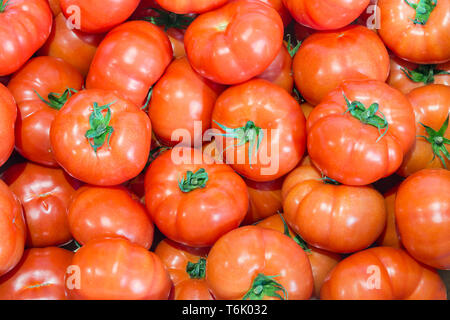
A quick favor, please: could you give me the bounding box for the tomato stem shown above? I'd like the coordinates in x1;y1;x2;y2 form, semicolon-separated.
34;88;77;111
186;258;207;279
243;274;288;300
418;114;450;168
0;0;9;12
404;0;437;25
144;8;195;31
286;34;301;58
85;101;116;154
141;86;153;111
320;175;341;185
401;64;450;84
179;168;209;193
278;212;311;253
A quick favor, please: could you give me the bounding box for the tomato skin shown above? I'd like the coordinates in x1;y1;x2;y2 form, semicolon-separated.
66;238;172;300
321;247;447;300
184;0;284;85
398;85;450;176
50;89;152;186
293;25;390;105
0;83;17;167
300;102;314;120
86;21;173;107
395;169;450;270
307;80;416;186
378;0;450;64
68;186;154;249
8;57;83;166
47;0;61;15
156;0;228;14
0;247;73;300
376;187;403;249
255;0;292;26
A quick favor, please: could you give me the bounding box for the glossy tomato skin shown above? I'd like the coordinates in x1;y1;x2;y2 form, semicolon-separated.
156;0;227;14
66;238;172;300
0;0;53;76
255;0;292;27
68;186;154;249
0;247;73;300
0;83;17;167
321;247;447;300
8;56;83;166
86;21;173;107
47;0;61;15
376;187;403;249
3;162;80;248
293;25;390;105
307;80;416;186
184;0;284;85
378;0;450;64
145;148;249;247
395;169;450;270
50;89;152;186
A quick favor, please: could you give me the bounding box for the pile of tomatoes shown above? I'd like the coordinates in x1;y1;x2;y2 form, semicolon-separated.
0;0;449;301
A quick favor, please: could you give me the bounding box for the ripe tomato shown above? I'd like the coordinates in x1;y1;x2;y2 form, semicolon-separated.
0;179;26;277
307;80;416;186
321;247;447;300
155;0;228;14
66;238;172;300
376;187;403;249
398;85;450;176
255;0;292;26
60;0;140;33
145;147;248;247
86;21;173;107
50;89;152;186
0;0;53;76
283;0;370;30
378;0;450;64
395;169;450;270
293;25;390;105
184;0;284;85
155;239;213;300
206;225;313;300
0;247;73;300
47;0;61;15
0;83;17;167
8;56;83;166
68;186;154;249
212;79;306;182
300;102;314;120
3;162;80;248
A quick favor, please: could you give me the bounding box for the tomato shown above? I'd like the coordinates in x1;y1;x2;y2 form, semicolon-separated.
60;0;140;33
300;102;314;120
145;147;248;247
294;22;316;42
206;225;313;300
255;0;292;26
0;247;73;300
398;84;450;176
212;79;306;182
86;21;173;108
8;56;83;166
155;239;213;300
3;162;80;248
0;179;26;277
321;247;447;300
66;238;172;300
184;0;284;85
0;83;17;167
68;186;154;249
378;0;450;64
395;169;450;270
307;80;416;186
50;89;152;186
283;0;370;30
376;187;403;249
156;0;228;14
293;25;390;105
47;0;61;15
149;57;224;147
0;0;53;76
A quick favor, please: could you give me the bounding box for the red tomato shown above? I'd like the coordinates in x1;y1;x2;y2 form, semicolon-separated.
68;186;154;249
307;80;416;186
376;187;403;249
293;25;390;105
206;225;313;300
300;102;314;120
145;147;249;247
50;89;152;186
0;0;53;76
66;238;172;300
47;0;61;15
378;0;450;64
184;0;284;85
156;0;228;14
0;247;73;300
283;0;370;30
212;79;306;182
60;0;140;33
8;56;83;166
395;169;450;270
86;21;173;107
3;162;80;248
0;83;17;167
255;0;292;26
321;247;447;300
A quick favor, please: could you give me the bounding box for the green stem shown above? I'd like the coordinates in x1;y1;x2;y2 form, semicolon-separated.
286;34;301;58
186;258;206;279
417;114;450;168
179;168;209;193
34;88;77;111
401;64;450;84
141;86;153;111
85;101;115;154
320;175;341;186
278;213;311;253
243;274;288;300
144;8;195;31
0;0;9;12
404;0;437;25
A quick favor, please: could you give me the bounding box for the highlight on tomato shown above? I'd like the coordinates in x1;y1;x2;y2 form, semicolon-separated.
155;0;228;14
0;83;17;167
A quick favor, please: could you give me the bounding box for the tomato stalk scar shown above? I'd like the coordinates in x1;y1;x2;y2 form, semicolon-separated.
179;168;209;193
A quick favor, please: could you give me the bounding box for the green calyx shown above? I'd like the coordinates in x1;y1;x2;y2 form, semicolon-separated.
286;34;301;58
179;168;209;193
35;88;77;111
401;64;450;84
0;0;9;12
278;213;311;253
243;274;288;300
320;175;341;186
85;101;115;154
418;114;450;168
186;258;207;279
405;0;437;25
141;86;153;111
343;94;389;142
144;8;195;31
